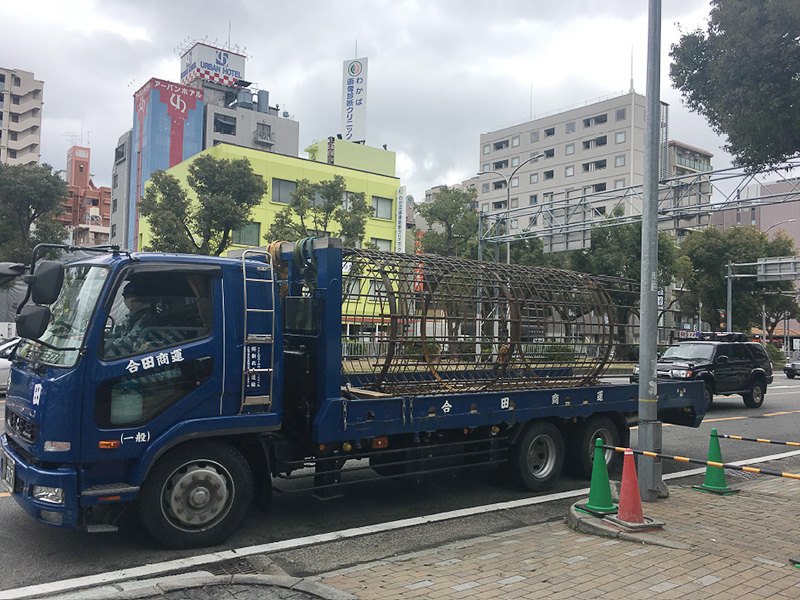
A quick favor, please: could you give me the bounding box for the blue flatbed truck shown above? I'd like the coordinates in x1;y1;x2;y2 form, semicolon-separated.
1;238;705;548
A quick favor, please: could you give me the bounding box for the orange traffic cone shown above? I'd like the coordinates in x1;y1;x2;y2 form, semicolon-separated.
616;448;644;524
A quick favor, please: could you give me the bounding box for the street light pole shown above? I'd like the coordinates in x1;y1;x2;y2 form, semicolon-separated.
476;152;545;264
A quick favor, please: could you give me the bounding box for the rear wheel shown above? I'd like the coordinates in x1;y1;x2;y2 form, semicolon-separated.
743;381;765;408
567;416;621;479
508;422;564;491
138;442;253;549
787;372;796;380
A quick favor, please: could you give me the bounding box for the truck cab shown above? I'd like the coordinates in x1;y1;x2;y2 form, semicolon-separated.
2;247;282;547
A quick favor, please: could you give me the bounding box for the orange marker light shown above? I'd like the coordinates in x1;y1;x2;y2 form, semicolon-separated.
98;440;120;449
371;437;389;449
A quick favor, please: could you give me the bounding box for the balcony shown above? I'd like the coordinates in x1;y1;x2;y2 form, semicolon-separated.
676;155;712;172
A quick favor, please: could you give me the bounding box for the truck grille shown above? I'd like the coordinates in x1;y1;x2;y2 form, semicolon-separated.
5;408;39;444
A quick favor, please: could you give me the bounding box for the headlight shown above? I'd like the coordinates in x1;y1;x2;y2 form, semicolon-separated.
32;485;64;504
670;369;692;378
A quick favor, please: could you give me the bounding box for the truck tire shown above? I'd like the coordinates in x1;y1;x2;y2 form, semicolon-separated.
742;381;765;408
703;384;714;411
509;422;564;491
567;416;621;479
138;442;253;549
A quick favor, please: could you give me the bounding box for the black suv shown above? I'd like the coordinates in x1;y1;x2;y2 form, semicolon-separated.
631;332;773;410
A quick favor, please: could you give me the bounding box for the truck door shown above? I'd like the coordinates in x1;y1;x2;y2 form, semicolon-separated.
713;343;736;393
80;264;223;467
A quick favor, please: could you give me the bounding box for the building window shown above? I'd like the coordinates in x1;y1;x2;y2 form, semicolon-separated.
566;121;575;134
583;113;608;128
10;113;18;123
483;144;490;155
543;192;554;203
481;203;489;212
511;156;519;167
565;143;575;155
12;76;21;86
232;222;261;246
511;136;520;147
372;196;393;220
510;177;519;188
751;207;757;225
111;224;116;237
614;178;625;189
543;148;555;159
493;181;506;190
112;173;119;189
615;155;626;167
529;216;538;226
0;74;4;85
482;163;489;172
213;113;237;135
493;140;509;151
593;182;607;193
544;170;554;180
616;108;626;121
493;159;508;170
531;131;539;143
112;198;118;212
529;194;538;205
583;159;607;172
11;94;19;105
482;183;490;193
544;127;555;137
9;132;17;141
529;173;538;184
615;131;626;144
595;206;607;216
510;197;519;208
565;165;575;177
272;178;297;204
255;122;272;141
79;165;84;173
370;238;392;251
583;135;607;150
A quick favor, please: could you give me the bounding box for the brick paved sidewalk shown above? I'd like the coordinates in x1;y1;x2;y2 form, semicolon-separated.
312;475;800;599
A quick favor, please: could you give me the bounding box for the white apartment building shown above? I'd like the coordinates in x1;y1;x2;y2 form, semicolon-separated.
0;68;43;166
477;91;672;251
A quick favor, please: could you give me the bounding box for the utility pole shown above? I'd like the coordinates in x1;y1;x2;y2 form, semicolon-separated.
637;0;662;503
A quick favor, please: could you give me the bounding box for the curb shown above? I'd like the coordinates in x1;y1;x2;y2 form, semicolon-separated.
37;574;357;600
566;502;690;550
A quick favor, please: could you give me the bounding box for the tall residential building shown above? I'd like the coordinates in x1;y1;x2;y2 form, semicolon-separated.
477;91;670;251
61;146;111;246
110;41;301;250
0;68;43;166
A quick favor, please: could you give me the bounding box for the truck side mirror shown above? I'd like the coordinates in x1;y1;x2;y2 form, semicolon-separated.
29;260;64;305
16;305;51;340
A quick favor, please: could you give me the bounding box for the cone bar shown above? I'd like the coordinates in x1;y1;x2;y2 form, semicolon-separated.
694;428;739;495
576;438;617;516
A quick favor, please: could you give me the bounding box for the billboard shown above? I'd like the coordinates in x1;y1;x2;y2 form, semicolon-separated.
341;57;368;142
180;42;246;88
129;78;205;249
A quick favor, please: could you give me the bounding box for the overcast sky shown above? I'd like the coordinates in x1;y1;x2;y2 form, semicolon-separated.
3;0;725;198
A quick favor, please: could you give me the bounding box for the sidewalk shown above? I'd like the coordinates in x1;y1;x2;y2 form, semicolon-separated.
32;456;800;599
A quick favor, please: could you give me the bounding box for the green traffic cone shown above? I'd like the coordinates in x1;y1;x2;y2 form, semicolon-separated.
577;438;618;516
693;428;738;495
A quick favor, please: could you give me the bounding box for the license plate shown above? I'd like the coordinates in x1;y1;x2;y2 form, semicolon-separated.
1;451;14;493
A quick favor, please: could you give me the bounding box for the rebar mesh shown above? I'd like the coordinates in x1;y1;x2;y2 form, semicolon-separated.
340;249;639;396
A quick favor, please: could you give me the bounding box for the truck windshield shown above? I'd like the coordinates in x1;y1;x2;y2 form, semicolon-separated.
17;265;109;368
661;343;714;362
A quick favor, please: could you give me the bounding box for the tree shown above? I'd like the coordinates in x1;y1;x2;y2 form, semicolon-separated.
670;1;800;169
139;154;267;256
266;175;372;247
678;225;799;332
416;186;479;257
0;163;68;263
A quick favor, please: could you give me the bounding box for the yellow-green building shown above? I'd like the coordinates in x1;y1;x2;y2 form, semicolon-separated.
138;140;400;252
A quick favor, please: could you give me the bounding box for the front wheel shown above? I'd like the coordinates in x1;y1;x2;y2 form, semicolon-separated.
703;384;714;411
138;442;253;549
787;372;795;380
508;421;565;491
743;381;765;408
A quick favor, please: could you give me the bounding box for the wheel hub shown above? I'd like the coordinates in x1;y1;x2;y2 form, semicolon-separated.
527;434;556;477
162;462;233;531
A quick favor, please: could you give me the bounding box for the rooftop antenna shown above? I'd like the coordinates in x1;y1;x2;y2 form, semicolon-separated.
228;21;231;49
629;45;634;93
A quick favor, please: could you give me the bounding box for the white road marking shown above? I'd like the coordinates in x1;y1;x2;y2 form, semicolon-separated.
4;447;800;600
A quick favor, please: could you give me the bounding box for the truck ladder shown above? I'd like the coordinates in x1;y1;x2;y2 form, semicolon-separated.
240;248;277;411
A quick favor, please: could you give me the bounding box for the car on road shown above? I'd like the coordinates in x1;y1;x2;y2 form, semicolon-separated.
784;360;800;379
631;332;773;410
0;337;19;392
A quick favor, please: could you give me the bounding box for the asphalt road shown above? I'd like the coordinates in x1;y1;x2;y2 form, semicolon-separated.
2;374;800;592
